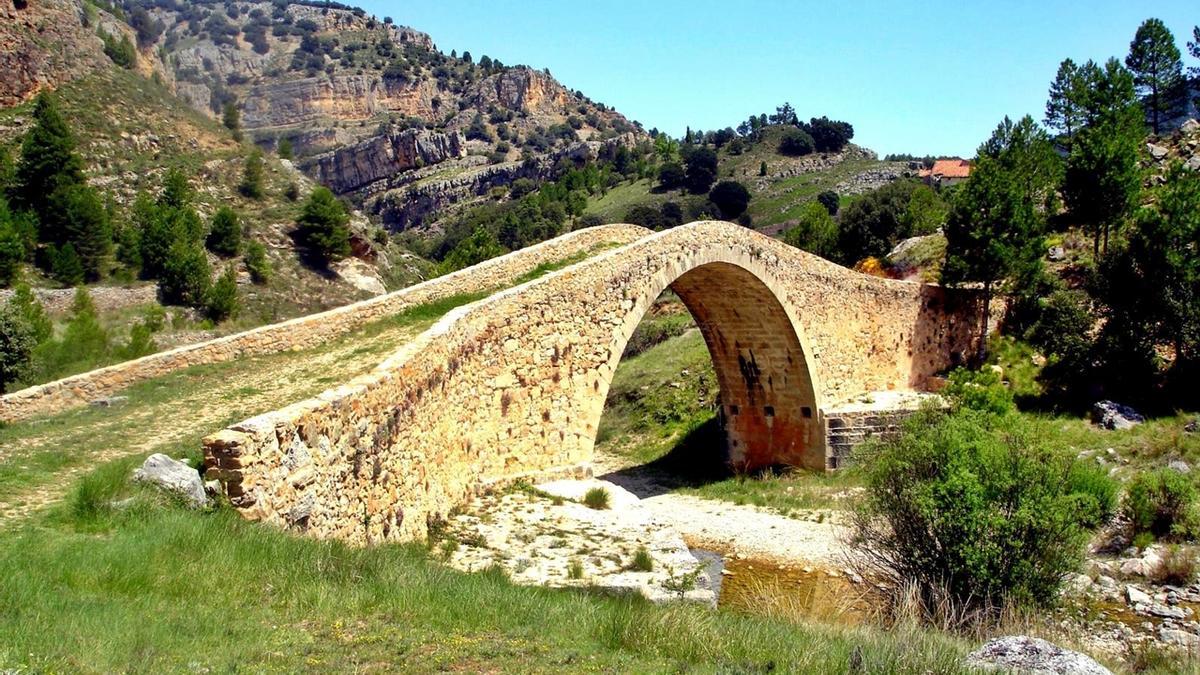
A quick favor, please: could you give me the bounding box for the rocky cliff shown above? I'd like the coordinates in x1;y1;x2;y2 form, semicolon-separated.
305;127;466;194
0;0;111;107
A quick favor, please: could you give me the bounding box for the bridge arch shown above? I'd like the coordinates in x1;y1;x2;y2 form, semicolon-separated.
587;253;825;471
205;221;984;543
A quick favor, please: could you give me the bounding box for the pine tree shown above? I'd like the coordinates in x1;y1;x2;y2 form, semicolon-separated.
9;282;51;343
14;92;84;217
0;300;35;392
160;169;193;210
206;265;240;322
943;116;1058;362
277;137;293;160
222;102;242;141
1126;18;1185;134
0;198;24;287
1044;58;1085;142
206;206;242;256
1065;59;1144;256
296;187;350;263
47;183;112;280
159;240;211;308
51;243;85;286
239;150;265;199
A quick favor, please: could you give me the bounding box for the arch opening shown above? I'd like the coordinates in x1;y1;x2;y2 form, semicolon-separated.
594;261;824;474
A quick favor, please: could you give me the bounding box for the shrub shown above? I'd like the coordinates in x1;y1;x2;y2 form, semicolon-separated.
0;301;35;392
583;487;610;510
206;266;239;322
1150;545;1197;586
277;138;294;160
630;546;654;572
941;367;1015;417
1124;469;1199;541
284;182;300;201
708;181;750;220
657;161;686;191
758;161;767;177
778;128;815;156
0;207;24;287
206;206;242;256
817;190;840;216
683;148;717;194
782;202;838;260
849;399;1117;618
244;240;271;283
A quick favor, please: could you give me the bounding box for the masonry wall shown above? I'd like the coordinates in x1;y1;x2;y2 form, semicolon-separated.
0;224;648;423
203;221;984;545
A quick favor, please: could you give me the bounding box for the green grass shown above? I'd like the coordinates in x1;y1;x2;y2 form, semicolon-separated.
0;459;974;673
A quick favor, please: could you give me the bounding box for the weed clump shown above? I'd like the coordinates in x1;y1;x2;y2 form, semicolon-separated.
630;546;653;572
1124;469;1199;542
583;487;610;510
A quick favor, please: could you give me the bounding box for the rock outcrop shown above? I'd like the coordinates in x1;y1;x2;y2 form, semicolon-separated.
304;127;466;194
965;636;1111;674
370;134;640;231
240;75;442;129
0;0;111;106
133;453;210;508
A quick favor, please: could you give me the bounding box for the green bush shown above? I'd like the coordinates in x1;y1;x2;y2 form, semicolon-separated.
0;300;35;392
782;202;839;260
205;206;242;257
778;128;815;156
206;266;240;322
940;367;1015;416
244;240;271;283
51;243;85;286
850;400;1117;617
239;150;265;200
583;487;610;510
1124;469;1199;541
708;181;750;220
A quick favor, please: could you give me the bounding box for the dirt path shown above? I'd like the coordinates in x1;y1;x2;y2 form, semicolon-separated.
0;319;428;523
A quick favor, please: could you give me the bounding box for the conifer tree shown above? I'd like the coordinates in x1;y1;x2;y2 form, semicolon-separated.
206;206;242;256
14;92;84;218
1044;58;1085;143
296;187;350;263
1126;18;1185;134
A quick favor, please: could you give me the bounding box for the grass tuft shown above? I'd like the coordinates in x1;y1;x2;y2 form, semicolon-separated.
583;487;610;510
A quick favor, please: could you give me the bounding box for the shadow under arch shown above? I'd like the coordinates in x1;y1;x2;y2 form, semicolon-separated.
588;258;825;472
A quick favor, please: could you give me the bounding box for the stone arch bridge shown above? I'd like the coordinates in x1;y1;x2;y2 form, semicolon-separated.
204;221;983;544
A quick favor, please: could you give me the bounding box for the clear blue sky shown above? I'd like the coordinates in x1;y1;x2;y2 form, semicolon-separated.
357;1;1198;157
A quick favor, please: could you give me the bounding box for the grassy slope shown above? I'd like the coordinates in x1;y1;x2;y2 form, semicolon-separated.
0;66;434;337
586;127;890;233
0;473;971;673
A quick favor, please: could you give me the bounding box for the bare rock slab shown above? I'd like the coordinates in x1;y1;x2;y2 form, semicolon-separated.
965;636;1111;675
133;453;210;508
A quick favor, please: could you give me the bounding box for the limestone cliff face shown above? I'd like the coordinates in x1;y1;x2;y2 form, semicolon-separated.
370;134;640;231
0;0;110;107
468;69;572;116
305;128;466;194
240;75;440;129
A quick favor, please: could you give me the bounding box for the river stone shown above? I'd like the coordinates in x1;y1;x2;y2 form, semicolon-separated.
964;636;1111;674
132;453;210;508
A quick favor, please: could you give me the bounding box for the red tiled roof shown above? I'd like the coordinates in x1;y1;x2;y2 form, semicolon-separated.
929;159;971;178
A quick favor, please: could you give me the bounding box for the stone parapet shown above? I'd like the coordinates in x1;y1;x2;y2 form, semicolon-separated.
0;224;649;423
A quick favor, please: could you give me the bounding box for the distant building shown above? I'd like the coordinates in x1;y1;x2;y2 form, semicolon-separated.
918;158;972;188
